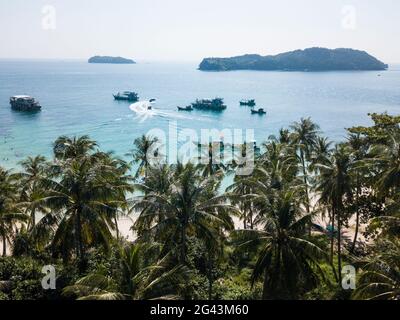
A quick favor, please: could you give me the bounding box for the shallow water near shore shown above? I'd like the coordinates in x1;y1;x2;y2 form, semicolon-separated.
1;60;400;170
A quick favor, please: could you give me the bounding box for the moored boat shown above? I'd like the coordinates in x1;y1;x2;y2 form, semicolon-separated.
251;108;266;115
177;105;193;111
113;91;139;102
191;98;227;111
9;96;41;112
240;99;256;107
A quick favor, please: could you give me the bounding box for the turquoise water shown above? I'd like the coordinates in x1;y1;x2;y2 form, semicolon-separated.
1;60;400;169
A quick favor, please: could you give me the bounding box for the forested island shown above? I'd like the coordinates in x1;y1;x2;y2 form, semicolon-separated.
88;56;136;64
199;48;388;71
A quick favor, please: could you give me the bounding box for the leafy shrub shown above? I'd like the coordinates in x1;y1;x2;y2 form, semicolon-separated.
12;279;46;300
213;268;262;300
0;291;9;300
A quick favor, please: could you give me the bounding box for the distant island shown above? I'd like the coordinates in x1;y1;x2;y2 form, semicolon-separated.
199;48;388;72
88;56;136;64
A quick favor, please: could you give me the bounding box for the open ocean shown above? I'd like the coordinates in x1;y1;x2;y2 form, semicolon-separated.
1;60;400;169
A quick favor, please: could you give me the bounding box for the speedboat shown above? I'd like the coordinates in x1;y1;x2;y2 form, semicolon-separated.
177;105;193;111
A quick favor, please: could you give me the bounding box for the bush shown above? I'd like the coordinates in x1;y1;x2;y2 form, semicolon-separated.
12;279;46;300
213;268;262;300
0;256;77;300
178;270;209;300
0;291;9;300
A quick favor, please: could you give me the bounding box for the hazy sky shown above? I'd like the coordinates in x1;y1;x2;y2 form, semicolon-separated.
0;0;399;62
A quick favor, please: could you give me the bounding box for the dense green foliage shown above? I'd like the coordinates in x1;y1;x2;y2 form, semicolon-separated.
0;113;399;300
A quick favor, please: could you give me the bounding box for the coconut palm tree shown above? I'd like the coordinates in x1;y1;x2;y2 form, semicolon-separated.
96;153;133;240
127;135;160;179
260;140;298;190
231;139;296;223
290;118;320;215
53;135;98;160
354;238;400;300
203;232;226;300
18;156;49;231
227;175;256;230
241;190;327;299
197;141;227;177
315;144;353;283
45;136;132;271
233;141;300;231
346;133;369;253
309;137;334;243
370;133;400;197
63;243;188;300
278;128;291;144
133;162;234;264
46;158;113;268
131;164;174;240
310;136;333;171
0;167;27;256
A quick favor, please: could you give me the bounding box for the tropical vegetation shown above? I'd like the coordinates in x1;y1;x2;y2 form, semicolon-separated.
0;113;399;300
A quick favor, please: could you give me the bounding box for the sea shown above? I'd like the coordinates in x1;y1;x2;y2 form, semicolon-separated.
1;60;400;170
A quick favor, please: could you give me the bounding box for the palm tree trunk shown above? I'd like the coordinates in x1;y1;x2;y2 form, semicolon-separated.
351;185;361;253
351;210;360;254
208;279;213;300
180;222;187;264
262;268;269;300
329;207;338;282
30;208;36;231
243;206;247;229
249;203;254;230
243;204;250;230
207;252;213;300
76;208;85;272
2;234;6;257
301;151;310;213
32;208;36;228
329;207;335;263
114;215;120;240
337;207;342;285
301;150;312;236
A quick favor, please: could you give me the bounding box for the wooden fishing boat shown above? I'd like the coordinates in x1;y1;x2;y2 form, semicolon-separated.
251;108;266;115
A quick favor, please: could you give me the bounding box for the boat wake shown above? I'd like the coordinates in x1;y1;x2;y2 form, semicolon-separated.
129;100;213;123
129;100;157;123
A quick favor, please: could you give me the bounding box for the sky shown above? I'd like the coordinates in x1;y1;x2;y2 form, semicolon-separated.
0;0;399;63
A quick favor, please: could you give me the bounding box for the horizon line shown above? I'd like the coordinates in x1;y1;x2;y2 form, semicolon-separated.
0;58;399;65
0;57;201;63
